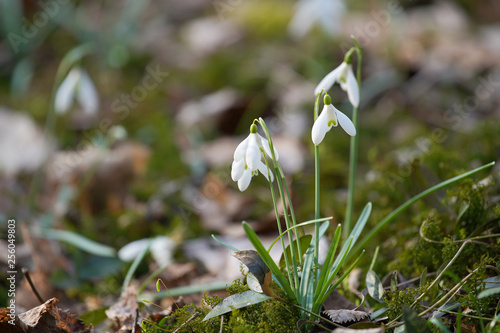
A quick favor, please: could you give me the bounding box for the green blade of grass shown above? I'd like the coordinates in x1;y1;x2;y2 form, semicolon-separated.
122;238;151;291
37;228;116;257
350;162;495;259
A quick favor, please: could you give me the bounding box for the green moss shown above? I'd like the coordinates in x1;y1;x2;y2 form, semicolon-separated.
143;279;300;333
384;287;423;321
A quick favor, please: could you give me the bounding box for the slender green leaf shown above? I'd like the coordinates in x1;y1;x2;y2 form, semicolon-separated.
478;287;500;299
429;318;452;333
38;228;116;257
243;222;294;298
431;302;463;319
488;312;500;333
144;281;231;301
268;217;331;252
123;238;150;291
300;221;330;310
420;267;428;289
203;290;272;321
391;271;398;292
211;234;240;252
333;202;372;269
279;235;312;268
299;223;329;308
368;246;380;272
315;224;341;300
315;250;366;314
484;276;500;289
457;202;470;221
316;236;353;305
403;306;432;333
350;162;495;258
370;307;388;320
366;270;384;302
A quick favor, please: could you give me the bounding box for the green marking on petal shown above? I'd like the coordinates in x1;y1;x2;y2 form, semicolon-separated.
328;120;337;127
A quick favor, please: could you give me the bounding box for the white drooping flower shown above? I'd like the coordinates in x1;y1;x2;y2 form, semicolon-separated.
314;60;359;108
55;67;99;115
231;124;278;191
311;94;356;145
288;0;346;40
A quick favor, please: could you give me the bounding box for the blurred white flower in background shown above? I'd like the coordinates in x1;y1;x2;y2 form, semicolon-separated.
55;67;99;115
288;0;346;40
118;236;175;267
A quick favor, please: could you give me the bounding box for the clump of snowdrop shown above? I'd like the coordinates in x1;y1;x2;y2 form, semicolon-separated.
55;67;99;115
314;50;359;108
312;93;356;145
231;123;278;191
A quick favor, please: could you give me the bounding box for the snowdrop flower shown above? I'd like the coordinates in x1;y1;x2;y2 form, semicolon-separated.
312;94;356;145
55;67;99;115
231;123;278;191
314;55;359;108
288;0;346;40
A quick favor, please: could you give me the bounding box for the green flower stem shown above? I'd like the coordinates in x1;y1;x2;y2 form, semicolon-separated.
344;38;363;240
264;155;295;293
258;117;301;291
278;165;303;265
313;91;322;281
348;161;495;260
275;167;300;294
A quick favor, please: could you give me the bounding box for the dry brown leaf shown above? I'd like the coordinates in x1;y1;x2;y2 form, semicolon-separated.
322;309;370;324
105;284;139;332
331;327;384;333
0;298;91;333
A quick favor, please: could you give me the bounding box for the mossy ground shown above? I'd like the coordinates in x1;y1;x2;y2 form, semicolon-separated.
142;278;301;333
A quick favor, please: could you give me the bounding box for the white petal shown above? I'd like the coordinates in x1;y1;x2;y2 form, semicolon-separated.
314;65;342;96
54;68;80;114
150;236;175;267
238;169;252;191
325;104;339;127
231;159;245;181
77;70;99;114
118;238;150;262
233;136;249;161
257;162;274;182
259;134;279;161
246;133;261;171
346;66;359;107
311;108;331;145
336;109;356;136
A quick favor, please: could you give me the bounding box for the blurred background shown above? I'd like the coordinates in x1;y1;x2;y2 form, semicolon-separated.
0;0;499;319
